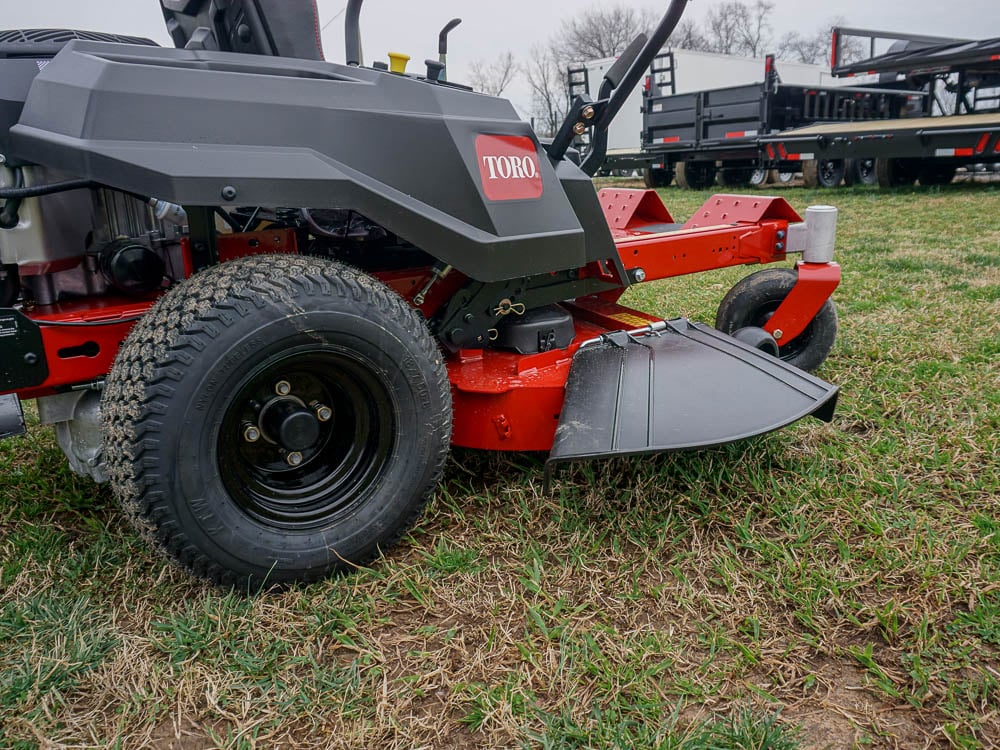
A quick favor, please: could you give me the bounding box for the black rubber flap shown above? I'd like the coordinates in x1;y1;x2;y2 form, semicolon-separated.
0;393;25;440
548;319;838;464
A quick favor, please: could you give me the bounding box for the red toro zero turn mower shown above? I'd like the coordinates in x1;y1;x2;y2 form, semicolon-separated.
0;0;840;587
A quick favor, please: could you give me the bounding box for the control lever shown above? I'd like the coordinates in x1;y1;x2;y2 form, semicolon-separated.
438;18;462;81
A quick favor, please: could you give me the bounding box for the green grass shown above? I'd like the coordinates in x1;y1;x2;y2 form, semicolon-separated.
1;182;999;748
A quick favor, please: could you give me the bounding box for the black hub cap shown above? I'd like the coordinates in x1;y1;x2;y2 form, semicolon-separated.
260;398;321;452
218;349;395;529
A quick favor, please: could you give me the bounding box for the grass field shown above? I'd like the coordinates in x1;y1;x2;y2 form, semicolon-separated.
1;182;998;749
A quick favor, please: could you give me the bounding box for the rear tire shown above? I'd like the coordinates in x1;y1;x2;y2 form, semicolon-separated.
716;268;838;373
802;159;845;188
102;255;452;589
675;161;717;190
876;157;920;188
643;167;674;189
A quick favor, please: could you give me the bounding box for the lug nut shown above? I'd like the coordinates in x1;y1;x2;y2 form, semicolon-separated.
275;380;292;396
582;105;595;120
573;122;587;135
312;403;333;423
286;451;304;467
243;424;261;443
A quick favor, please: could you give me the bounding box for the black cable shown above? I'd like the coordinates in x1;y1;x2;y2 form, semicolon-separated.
35;316;144;327
0;168;25;228
0;178;99;200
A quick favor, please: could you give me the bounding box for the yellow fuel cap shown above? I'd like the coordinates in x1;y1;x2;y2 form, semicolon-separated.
387;52;410;74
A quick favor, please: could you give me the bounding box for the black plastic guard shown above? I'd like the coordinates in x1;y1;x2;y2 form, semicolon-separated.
0;393;26;440
548;319;838;465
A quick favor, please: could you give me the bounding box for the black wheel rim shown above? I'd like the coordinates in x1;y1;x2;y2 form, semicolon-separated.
218;347;396;530
819;160;843;187
858;159;875;182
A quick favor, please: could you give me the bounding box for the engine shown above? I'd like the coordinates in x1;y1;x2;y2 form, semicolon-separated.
0;165;185;308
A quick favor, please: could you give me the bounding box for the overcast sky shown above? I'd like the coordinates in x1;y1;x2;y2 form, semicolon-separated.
5;1;1000;116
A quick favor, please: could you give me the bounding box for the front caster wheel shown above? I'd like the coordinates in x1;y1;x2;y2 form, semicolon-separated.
102;255;452;589
716;268;838;373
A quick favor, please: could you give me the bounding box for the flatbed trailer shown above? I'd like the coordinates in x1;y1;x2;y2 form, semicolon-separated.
638;55;920;189
618;28;1000;190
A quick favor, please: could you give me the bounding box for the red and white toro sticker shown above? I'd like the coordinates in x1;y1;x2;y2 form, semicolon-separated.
475;134;544;201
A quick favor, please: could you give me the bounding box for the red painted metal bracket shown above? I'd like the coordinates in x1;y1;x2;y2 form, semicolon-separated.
763;261;841;344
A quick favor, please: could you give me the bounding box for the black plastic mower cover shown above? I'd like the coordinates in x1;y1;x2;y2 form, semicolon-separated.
548;320;838;466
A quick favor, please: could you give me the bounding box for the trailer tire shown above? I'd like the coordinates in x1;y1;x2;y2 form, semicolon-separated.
876;157;920;188
716;268;838;373
844;158;877;186
102;255;452;589
802;159;845;188
918;163;957;186
675;161;717;190
643;167;674;189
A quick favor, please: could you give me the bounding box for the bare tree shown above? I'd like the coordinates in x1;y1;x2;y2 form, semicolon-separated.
524;46;568;137
777;17;857;66
704;0;774;57
672;18;711;52
469;51;516;97
554;4;657;64
778;30;829;65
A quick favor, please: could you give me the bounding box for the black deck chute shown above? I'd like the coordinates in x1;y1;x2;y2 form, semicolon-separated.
548;319;838;466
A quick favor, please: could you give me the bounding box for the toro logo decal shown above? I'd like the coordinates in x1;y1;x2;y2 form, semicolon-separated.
475;134;544;201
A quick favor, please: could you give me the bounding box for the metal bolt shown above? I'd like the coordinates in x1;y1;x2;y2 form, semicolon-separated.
776;230;786;240
243;424;261;443
23;353;38;366
573;122;587;136
221;185;238;201
775;242;785;251
773;329;784;340
581;105;596;120
275;380;292;396
312;403;333;422
632;268;647;283
286;451;304;467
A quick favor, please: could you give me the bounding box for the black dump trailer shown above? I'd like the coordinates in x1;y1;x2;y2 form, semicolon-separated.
761;28;1000;188
641;54;921;189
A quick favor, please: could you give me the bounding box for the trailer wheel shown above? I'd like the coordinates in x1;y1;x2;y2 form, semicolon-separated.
675;161;717;190
918;163;957;186
749;168;772;187
777;169;796;184
875;157;920;188
844;158;877;186
643;167;674;188
802;159;845;188
102;255;452;589
716;268;838;373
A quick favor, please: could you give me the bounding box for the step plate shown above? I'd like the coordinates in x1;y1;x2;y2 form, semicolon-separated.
0;393;26;441
548;319;838;464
